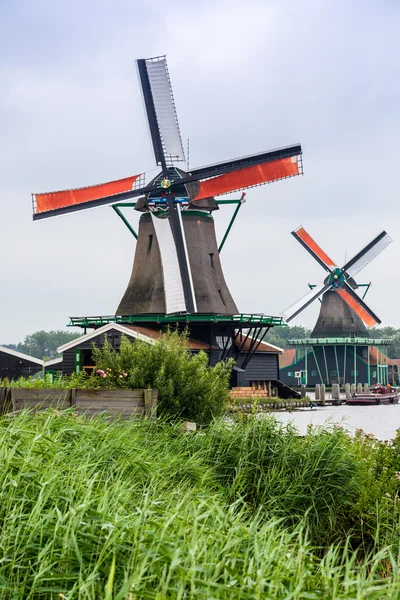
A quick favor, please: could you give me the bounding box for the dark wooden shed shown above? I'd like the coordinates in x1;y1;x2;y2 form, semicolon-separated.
0;346;43;381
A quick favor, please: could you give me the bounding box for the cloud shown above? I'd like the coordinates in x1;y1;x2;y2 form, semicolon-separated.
0;0;399;341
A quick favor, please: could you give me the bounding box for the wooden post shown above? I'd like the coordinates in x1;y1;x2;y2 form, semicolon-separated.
364;383;369;393
300;384;306;398
320;384;326;405
0;388;8;415
357;383;363;394
350;383;356;397
144;389;157;418
345;383;351;399
315;384;320;400
332;383;340;403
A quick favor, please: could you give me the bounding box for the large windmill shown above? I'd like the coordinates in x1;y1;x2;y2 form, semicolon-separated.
32;55;303;381
279;227;393;387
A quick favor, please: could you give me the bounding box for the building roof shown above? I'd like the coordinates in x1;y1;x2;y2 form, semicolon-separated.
58;322;217;353
368;347;396;366
58;323;156;352
235;334;283;354
0;345;43;366
123;325;217;350
43;356;63;367
279;348;296;369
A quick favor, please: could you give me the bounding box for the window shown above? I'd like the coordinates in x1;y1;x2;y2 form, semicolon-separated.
311;370;318;376
209;253;215;268
288;371;293;376
147;235;153;253
330;370;337;377
351;370;358;376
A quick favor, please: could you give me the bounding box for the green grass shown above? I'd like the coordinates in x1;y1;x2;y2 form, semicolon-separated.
0;411;399;598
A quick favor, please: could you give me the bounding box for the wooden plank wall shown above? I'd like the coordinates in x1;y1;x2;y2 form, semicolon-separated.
74;389;158;418
5;388;158;418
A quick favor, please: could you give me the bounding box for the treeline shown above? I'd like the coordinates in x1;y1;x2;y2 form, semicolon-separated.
2;330;80;360
265;326;400;358
4;325;400;360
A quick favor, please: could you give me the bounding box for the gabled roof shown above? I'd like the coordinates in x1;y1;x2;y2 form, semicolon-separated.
0;345;43;366
235;334;283;354
43;356;63;367
279;348;296;368
57;323;156;353
57;323;217;353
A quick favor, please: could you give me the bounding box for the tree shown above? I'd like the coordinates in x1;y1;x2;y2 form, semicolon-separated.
263;325;312;349
1;330;81;359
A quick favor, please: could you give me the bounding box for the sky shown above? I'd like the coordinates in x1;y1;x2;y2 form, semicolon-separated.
1;0;399;343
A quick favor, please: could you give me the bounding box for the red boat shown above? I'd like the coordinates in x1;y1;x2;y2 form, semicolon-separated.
346;384;400;406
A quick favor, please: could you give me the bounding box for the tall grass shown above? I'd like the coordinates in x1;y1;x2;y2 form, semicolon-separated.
0;411;399;598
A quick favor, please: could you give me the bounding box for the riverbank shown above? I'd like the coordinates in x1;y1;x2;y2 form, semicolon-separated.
0;410;399;598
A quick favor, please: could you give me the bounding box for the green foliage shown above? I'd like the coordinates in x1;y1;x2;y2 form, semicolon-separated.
2;329;80;359
191;418;362;545
263;325;312;349
4;371;102;389
0;412;399;598
92;330;234;424
4;331;233;424
372;327;400;358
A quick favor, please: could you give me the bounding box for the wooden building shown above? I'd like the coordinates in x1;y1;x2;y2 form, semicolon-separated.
44;323;287;392
0;345;43;381
279;338;398;387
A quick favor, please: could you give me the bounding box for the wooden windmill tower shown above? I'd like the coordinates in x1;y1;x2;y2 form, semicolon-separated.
32;55;303;376
280;227;393;387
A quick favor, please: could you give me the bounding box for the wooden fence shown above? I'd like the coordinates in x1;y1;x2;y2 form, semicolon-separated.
0;388;158;418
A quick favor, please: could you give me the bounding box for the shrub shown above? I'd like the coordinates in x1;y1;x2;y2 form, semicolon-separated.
92;330;234;424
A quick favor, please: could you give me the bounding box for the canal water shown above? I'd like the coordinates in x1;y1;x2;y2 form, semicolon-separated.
274;404;400;440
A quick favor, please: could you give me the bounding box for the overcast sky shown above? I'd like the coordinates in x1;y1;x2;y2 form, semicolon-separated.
1;0;399;342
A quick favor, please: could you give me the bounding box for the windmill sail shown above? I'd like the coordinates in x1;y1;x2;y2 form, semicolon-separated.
192;155;300;200
150;213;188;314
291;226;336;272
33;174;145;219
342;231;392;278
282;282;331;322
337;285;381;327
137;56;185;164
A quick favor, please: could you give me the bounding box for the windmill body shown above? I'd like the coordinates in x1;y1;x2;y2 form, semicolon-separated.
32;55;303;391
279;227;395;388
311;290;367;338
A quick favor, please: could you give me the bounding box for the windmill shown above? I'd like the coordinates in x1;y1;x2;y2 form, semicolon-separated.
32;55;303;321
279;227;393;387
282;226;392;336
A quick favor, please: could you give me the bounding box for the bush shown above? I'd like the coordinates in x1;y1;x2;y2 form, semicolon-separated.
92;330;234;424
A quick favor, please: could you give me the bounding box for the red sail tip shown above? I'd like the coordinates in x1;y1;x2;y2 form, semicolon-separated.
192;155;301;201
34;174;142;214
337;289;378;327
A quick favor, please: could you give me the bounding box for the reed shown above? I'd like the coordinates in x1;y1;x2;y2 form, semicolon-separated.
0;411;399;598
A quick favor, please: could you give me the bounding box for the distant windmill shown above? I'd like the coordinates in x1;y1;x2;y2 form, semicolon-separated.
32;55;303;318
282;226;392;337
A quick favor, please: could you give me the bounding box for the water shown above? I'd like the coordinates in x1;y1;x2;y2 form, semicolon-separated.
274;404;400;440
